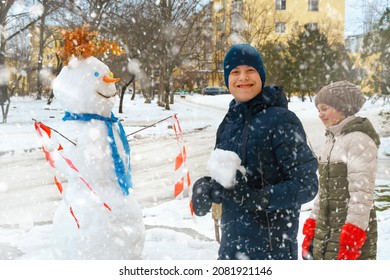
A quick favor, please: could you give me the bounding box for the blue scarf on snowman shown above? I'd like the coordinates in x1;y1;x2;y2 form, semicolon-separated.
63;111;132;195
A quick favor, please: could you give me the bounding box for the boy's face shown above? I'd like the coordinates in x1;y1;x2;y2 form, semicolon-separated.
228;65;262;102
316;103;346;128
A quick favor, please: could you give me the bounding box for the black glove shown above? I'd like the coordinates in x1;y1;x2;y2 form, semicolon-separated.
225;171;270;212
191;176;223;216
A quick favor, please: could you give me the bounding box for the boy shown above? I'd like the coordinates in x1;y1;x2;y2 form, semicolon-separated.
192;44;318;260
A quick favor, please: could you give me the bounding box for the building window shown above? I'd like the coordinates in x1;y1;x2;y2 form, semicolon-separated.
275;0;286;11
275;22;286;33
306;22;318;31
308;0;319;11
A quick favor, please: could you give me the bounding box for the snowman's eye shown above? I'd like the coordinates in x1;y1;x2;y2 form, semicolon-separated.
94;72;99;77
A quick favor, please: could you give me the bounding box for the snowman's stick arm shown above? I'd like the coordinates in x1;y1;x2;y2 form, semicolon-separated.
126;115;174;138
32;118;77;146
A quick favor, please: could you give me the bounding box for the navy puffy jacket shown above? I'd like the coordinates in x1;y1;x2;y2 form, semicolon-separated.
215;86;318;260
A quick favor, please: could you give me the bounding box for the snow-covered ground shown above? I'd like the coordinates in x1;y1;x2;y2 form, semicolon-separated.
0;93;389;264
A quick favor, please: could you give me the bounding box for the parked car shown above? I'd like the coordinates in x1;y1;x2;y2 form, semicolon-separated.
202;86;229;95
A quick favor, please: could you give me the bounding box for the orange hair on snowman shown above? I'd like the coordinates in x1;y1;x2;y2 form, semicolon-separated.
57;24;124;65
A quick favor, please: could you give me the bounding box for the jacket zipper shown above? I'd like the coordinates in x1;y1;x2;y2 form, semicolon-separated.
266;212;273;251
259;159;272;251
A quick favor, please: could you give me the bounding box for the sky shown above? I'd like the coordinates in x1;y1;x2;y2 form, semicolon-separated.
0;93;389;279
345;0;364;36
345;0;389;36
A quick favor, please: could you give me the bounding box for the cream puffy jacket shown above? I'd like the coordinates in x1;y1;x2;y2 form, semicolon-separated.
310;116;379;230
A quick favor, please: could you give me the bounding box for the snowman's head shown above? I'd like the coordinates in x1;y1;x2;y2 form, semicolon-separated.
53;56;120;117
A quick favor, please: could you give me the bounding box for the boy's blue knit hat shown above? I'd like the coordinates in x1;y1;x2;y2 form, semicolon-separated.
223;44;266;88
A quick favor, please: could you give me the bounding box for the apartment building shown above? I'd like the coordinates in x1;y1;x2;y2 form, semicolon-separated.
207;0;345;86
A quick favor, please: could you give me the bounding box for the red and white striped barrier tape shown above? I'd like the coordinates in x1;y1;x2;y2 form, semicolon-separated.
34;121;111;229
171;114;193;215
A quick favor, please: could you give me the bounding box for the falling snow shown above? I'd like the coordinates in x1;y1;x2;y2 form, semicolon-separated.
0;93;389;260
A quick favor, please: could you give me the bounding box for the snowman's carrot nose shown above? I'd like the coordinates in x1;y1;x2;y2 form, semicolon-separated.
103;72;120;83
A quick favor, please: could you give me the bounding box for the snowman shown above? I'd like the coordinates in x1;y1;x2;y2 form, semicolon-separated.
49;26;145;259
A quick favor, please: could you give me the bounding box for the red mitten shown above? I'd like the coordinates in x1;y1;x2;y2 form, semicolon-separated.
302;218;316;260
337;224;367;260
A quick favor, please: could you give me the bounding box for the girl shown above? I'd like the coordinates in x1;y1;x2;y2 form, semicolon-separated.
302;81;380;260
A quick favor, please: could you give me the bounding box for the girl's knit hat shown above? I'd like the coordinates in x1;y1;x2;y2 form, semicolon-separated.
315;81;366;116
223;44;266;88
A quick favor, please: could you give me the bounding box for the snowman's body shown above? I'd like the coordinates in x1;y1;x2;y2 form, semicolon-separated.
51;56;145;259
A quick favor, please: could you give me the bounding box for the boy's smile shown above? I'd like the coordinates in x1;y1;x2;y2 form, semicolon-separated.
237;83;255;88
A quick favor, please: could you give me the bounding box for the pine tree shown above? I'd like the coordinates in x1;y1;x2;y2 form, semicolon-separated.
260;42;294;99
363;8;390;95
286;24;354;101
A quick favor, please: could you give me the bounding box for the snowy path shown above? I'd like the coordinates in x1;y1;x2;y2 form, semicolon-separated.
0;141;220;260
0;96;225;259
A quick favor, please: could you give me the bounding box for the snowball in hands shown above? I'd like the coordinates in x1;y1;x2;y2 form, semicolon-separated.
207;149;246;189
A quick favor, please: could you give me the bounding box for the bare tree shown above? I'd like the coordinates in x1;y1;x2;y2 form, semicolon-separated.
3;0;64;104
231;0;285;46
0;1;16;122
2;0;210;116
130;0;206;110
36;0;50;100
101;0;208;110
